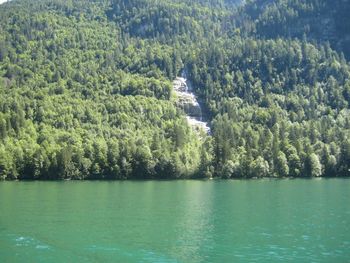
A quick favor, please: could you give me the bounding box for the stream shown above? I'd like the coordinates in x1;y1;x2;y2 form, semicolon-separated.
173;72;210;134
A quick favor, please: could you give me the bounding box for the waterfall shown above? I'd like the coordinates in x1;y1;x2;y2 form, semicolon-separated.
173;71;210;134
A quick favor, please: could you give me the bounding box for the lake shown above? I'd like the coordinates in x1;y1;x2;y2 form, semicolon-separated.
0;179;349;262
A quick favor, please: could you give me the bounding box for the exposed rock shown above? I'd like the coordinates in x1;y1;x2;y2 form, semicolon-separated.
186;116;211;134
173;74;210;134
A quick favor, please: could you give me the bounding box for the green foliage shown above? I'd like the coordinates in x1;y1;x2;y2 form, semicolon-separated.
0;0;212;180
237;0;350;59
0;0;349;179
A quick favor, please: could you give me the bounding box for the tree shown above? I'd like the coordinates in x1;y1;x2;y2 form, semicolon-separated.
222;160;240;179
251;156;270;178
0;118;7;140
338;140;350;177
275;151;289;177
0;147;11;179
305;153;322;177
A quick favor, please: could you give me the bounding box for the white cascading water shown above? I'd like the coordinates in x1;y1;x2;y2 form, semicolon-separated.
173;71;210;134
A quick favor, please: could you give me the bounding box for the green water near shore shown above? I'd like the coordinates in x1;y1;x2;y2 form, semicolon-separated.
1;179;349;262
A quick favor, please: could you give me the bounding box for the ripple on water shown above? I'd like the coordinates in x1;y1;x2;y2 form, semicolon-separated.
15;236;35;246
13;235;51;250
260;232;272;238
86;245;176;262
35;245;50;250
302;235;310;240
86;245;120;252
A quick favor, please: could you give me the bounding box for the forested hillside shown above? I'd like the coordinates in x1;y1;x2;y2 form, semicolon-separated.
0;0;349;180
236;0;350;58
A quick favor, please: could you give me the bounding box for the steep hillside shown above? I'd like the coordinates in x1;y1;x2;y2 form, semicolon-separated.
236;0;350;58
0;0;213;180
0;0;349;180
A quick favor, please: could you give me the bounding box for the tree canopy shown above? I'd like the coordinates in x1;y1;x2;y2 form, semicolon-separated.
0;0;349;179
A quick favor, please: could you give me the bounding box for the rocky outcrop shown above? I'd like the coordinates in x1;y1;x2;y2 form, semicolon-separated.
173;77;202;118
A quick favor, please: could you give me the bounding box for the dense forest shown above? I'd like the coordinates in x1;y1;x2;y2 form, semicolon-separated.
0;0;349;180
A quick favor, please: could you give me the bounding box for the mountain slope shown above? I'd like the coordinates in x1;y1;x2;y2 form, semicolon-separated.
0;0;349;180
236;0;350;58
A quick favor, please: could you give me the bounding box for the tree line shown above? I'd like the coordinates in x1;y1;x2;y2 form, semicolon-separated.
0;0;349;179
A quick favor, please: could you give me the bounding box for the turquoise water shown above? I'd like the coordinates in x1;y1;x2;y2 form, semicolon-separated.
0;179;349;262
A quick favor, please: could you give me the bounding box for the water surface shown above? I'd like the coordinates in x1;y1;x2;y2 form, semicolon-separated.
0;179;349;262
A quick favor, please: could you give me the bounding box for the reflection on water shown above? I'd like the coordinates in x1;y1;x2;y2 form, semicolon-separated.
0;179;350;262
170;182;214;262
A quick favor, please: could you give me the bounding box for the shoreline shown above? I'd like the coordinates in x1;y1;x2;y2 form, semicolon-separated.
1;176;349;182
